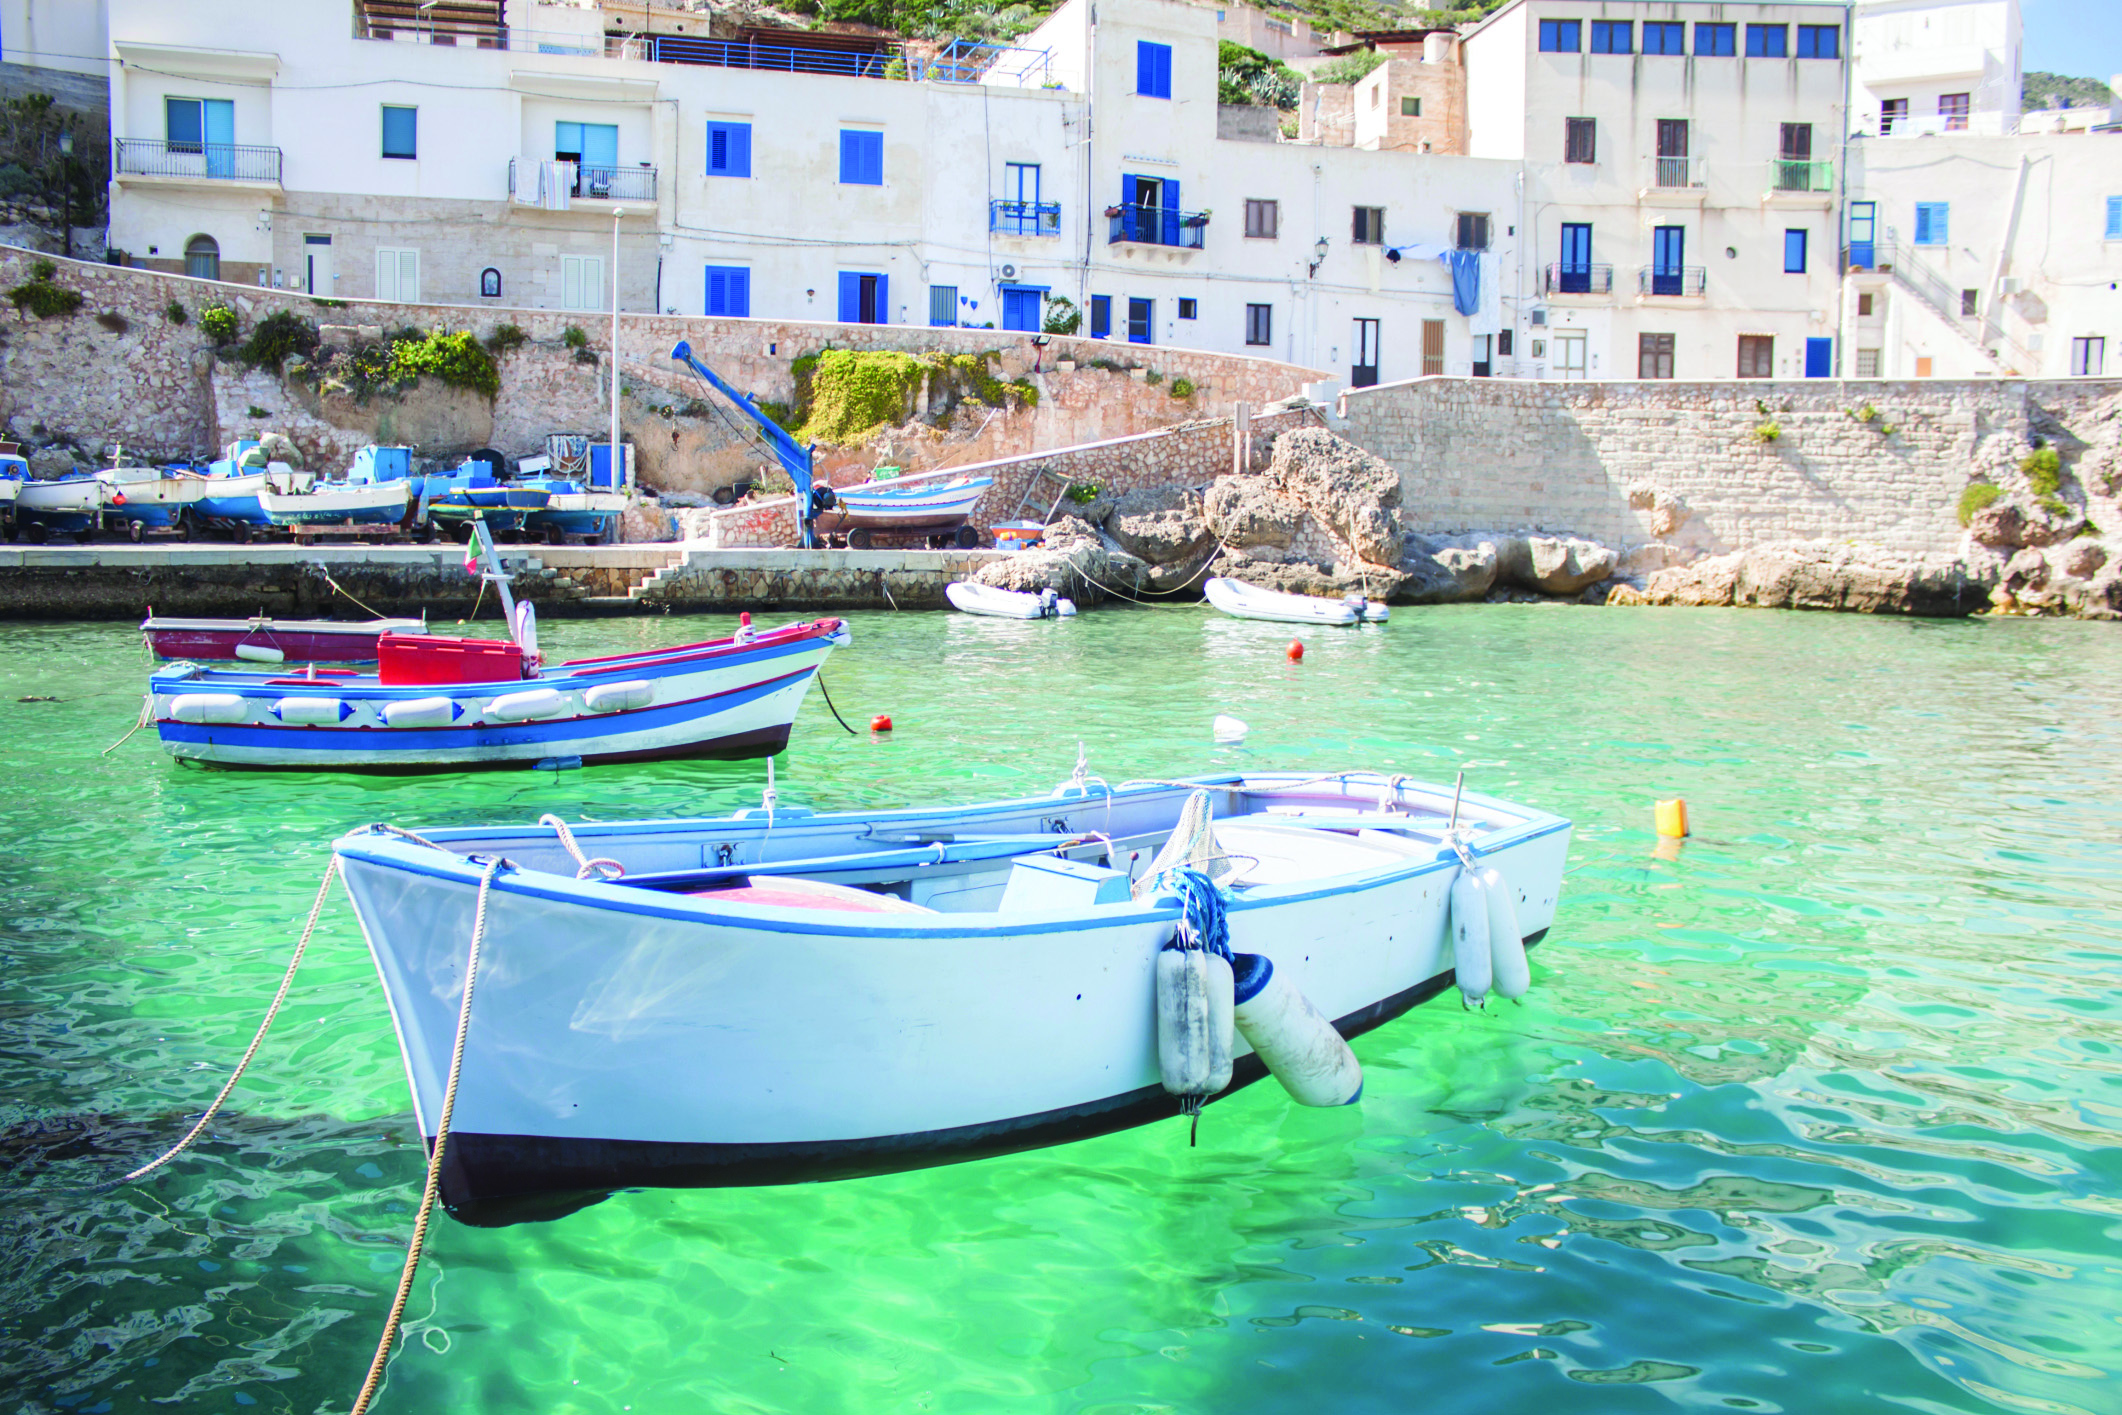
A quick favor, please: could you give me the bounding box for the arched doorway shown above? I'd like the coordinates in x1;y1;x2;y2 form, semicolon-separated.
184;234;220;281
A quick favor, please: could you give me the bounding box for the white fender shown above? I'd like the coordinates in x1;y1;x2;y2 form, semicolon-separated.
1230;953;1362;1106
1212;714;1249;744
233;642;284;663
1055;598;1077;617
1156;947;1235;1098
273;696;348;726
383;696;455;728
487;687;567;722
1449;869;1493;1007
582;679;655;713
1480;864;1531;1001
168;693;247;724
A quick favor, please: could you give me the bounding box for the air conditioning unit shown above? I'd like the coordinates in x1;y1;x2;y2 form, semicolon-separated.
1529;308;1548;326
999;263;1017;280
1999;277;2021;294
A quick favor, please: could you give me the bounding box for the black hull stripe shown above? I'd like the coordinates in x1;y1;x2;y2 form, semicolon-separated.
438;929;1549;1226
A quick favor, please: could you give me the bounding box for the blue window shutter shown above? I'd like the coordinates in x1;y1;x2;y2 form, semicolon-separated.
838;272;861;322
1090;295;1110;338
840;131;858;183
841;130;881;185
557;120;581;154
1914;205;1930;244
1162;177;1181;246
1784;229;1807;272
166;98;202;146
2107;196;2121;240
710;126;726;172
875;273;888;324
1138;41;1171;98
707;268;725;315
731;268;749;317
731;124;751;178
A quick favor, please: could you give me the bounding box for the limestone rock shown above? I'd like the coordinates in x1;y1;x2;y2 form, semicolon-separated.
1264;426;1404;565
975;516;1144;603
1203;474;1299;550
1398;534;1499;603
1521;536;1618;595
1966;500;2027;549
1105;486;1213;568
1628;553;1742;608
27;445;78;480
619;500;678;543
2062;541;2109;580
1731;544;1990;616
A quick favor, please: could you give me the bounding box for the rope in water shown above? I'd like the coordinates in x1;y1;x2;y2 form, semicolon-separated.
85;856;342;1193
811;673;859;736
321;570;391;623
538;814;624;880
101;693;153;757
350;854;503;1415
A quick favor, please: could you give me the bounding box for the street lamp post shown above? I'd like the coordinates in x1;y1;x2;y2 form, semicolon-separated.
610;207;625;494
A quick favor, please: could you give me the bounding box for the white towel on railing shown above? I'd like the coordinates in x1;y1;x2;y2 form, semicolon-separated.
541;161;574;211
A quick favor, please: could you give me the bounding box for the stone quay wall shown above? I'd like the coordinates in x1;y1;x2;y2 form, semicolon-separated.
0;247;1322;493
1338;376;2122;559
700;407;1320;547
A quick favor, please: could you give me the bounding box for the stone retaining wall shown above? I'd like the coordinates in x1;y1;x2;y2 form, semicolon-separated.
1338;376;2122;558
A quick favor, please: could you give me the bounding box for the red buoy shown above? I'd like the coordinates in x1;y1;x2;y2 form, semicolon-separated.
1286;639;1304;662
871;714;893;732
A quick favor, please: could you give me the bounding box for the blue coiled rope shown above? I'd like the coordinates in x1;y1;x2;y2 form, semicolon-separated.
1158;867;1231;961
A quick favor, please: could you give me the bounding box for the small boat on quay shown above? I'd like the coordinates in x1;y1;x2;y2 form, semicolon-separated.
425;461;551;538
259;477;410;528
0;444;28;530
945;582;1077;619
192;441;316;540
141;612;428;663
331;769;1570;1223
12;473;104;543
1205;576;1389;626
96;463;207;541
147;523;849;770
816;473;994;548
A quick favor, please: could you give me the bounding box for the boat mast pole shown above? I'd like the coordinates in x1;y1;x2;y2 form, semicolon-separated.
471;517;520;638
610;207;626;495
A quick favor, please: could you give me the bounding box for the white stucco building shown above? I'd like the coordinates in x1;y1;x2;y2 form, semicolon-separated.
1851;0;2021;138
1463;0;1852;381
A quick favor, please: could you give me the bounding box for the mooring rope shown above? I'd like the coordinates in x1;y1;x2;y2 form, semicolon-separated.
811;673;859;736
351;854;504;1415
321;570;391;623
86;856;342;1193
101;694;153;756
537;814;624;880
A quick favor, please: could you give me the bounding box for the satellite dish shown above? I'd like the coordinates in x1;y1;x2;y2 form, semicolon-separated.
1000;263;1017;280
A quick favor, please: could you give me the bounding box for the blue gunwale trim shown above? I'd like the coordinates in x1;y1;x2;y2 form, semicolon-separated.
160;668;811;752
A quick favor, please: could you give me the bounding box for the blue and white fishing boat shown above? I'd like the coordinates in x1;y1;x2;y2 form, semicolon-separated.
0;443;29;532
192;440;316;539
425;459;549;537
97;462;207;540
817;472;994;547
13;471;104;542
148;524;848;770
332;769;1571;1223
259;477;410;528
518;477;626;543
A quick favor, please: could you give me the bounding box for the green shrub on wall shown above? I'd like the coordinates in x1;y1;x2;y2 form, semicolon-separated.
2019;445;2061;497
199;303;238;344
1957;481;2002;526
797;349;924;444
8;259;83;319
239;309;318;369
387;330;500;398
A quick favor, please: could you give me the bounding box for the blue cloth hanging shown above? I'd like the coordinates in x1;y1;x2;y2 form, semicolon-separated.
1446;250;1481;317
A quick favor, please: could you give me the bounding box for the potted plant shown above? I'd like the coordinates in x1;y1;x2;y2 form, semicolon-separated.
1104;204;1124;218
1184;209;1212;227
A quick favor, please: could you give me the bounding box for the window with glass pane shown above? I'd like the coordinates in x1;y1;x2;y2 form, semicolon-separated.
1178;298;1197;319
929;285;957;327
1590;20;1631;52
1245;304;1272;346
1352;206;1384;244
1638;334;1674;379
1640;21;1683;54
1695;23;1735;56
1538;19;1580;52
1855;349;1880;377
1796;25;1839;58
1784;229;1807;273
381;105;417;159
1244;199;1278;238
1456;212;1490;250
1960;289;1978;316
1746;25;1787;56
1939;93;1969;130
1737;335;1774;378
1401;96;1421;116
1565;117;1596;163
2072;337;2106;376
2107;196;2122;239
1880;98;1908;133
1089;295;1110;339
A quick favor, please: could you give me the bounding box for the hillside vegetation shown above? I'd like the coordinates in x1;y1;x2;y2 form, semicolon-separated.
770;0;1507;45
2023;71;2117;110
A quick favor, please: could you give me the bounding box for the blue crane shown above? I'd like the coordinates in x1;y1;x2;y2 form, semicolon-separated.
670;340;833;548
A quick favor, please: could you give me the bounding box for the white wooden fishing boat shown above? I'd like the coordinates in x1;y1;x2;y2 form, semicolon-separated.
1204;577;1388;626
944;582;1077;619
259;479;410;527
13;475;105;541
816;476;993;535
332;769;1571;1223
97;465;207;539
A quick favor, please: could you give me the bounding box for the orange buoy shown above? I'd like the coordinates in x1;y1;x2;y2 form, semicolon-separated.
871;714;893;732
1286;639;1304;662
1654;799;1690;838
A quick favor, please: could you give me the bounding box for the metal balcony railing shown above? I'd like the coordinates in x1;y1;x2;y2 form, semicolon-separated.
1107;204;1207;249
1638;265;1707;297
115;138;282;184
1772;158;1833;192
509;158;656;204
1648;155;1705;189
1545;262;1613;295
990;199;1062;236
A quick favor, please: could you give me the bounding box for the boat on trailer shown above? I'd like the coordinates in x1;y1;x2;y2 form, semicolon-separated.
816;474;993;547
141;612;429;663
1205;576;1389;626
333;770;1571;1224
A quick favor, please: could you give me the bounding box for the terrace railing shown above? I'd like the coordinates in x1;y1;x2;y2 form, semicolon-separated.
115;138;282;184
1772;158;1833;192
991;199;1062;236
1108;204;1207;249
1648;155;1705;189
509;158;658;205
1638;265;1707;297
1544;262;1613;295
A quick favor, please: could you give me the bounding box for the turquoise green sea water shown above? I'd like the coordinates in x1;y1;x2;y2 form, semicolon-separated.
3;605;2120;1415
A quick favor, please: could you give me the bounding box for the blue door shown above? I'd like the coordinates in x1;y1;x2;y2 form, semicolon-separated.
1652;226;1685;297
557;121;619;193
1804;337;1833;378
837;271;888;324
1000;286;1044;332
1847;201;1876;269
203;99;234;177
1559;222;1592;293
1127;297;1153;344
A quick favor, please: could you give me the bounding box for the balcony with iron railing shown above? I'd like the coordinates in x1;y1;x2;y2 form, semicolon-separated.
1647;155;1706;190
1545;262;1613;296
1638;265;1707;297
1771;158;1834;193
1107;204;1207;249
991;199;1062;237
114;138;282;185
508;158;658;206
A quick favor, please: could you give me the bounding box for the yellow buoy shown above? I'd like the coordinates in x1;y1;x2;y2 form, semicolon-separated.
1654;799;1690;839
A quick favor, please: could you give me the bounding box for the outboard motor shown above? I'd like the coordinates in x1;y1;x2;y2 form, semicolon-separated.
1038;587;1059;618
809;484;837;516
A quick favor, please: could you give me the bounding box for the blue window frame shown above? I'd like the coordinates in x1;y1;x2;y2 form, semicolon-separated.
1695;23;1735;56
1914;202;1949;246
1590;20;1631;54
2106;196;2122;239
1643;21;1685;55
1089;294;1111;339
706;121;752;177
1538;19;1581;52
929;285;958;327
839;129;882;186
1000;285;1047;332
1127;296;1154;345
836;270;888;324
1796;25;1839;59
1784;229;1808;273
1137;40;1172;98
1746;24;1787;57
381;105;417;159
705;265;751;317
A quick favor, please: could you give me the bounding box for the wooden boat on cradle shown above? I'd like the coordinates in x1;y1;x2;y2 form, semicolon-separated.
1205;576;1389;626
333;770;1571;1224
